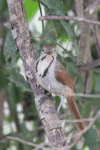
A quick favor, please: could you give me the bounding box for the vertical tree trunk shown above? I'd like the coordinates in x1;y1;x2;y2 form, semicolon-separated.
7;0;69;149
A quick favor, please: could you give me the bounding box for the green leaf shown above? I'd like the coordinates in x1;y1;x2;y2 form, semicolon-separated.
92;73;97;90
0;0;7;13
41;0;64;15
76;75;84;93
96;143;100;150
95;75;100;92
50;0;64;15
83;128;97;150
53;21;69;40
60;20;74;38
63;0;75;12
8;68;32;92
66;62;76;77
36;44;43;58
24;0;38;20
54;96;64;113
83;102;91;118
94;107;100;129
57;53;66;67
84;98;100;105
41;0;73;38
95;117;100;129
76;102;83;116
5;116;14;123
43;21;56;42
0;63;7;89
4;30;16;61
6;56;16;69
54;96;61;109
41;0;53;10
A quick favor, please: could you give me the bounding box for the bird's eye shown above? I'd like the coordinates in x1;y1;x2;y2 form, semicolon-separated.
42;47;46;52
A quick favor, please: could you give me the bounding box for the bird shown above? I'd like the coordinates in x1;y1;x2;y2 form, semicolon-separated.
35;44;85;130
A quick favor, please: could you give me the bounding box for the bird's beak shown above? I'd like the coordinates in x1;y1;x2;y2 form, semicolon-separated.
46;51;52;55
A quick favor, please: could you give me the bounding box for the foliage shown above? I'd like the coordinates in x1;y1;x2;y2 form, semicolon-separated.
0;0;100;150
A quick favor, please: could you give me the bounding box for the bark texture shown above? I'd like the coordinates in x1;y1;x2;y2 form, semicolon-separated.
7;0;68;149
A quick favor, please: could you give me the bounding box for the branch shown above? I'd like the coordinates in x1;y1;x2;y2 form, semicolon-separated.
6;111;100;150
6;136;46;149
85;0;100;14
76;0;97;93
39;15;100;26
38;0;44;34
93;27;100;57
68;111;100;148
78;58;100;73
7;0;68;149
6;136;51;150
75;93;100;98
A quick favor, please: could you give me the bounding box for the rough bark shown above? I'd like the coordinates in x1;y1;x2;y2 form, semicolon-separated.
7;0;68;149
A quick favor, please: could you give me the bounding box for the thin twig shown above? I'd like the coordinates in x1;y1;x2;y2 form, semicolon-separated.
50;118;96;123
38;0;44;35
75;93;100;98
6;112;100;150
6;136;49;149
78;58;100;73
39;15;100;26
6;136;37;147
68;111;100;148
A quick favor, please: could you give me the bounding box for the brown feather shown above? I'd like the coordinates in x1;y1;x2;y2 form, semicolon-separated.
67;96;85;130
55;72;76;91
55;61;76;91
55;61;85;130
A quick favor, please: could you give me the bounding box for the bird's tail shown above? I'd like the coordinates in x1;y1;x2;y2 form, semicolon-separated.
66;96;85;130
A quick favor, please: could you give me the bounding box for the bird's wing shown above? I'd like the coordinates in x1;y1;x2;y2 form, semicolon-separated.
55;61;76;91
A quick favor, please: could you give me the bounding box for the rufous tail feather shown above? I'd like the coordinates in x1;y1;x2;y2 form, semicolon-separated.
66;96;85;130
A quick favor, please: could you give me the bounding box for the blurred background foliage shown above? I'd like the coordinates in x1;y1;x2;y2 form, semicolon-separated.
0;0;100;149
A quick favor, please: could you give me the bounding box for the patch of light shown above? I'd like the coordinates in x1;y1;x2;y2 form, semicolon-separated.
25;121;33;131
10;146;17;150
65;125;73;133
3;121;12;135
17;103;23;112
3;108;10;116
68;10;75;17
61;97;67;109
11;122;17;132
33;137;38;143
74;24;81;36
56;41;73;58
72;48;77;56
44;135;49;145
4;101;9;108
68;10;75;24
16;58;26;79
18;113;24;123
84;147;89;150
3;101;10;116
17;103;25;123
28;6;46;35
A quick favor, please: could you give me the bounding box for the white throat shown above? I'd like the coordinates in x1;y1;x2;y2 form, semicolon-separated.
37;54;56;77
